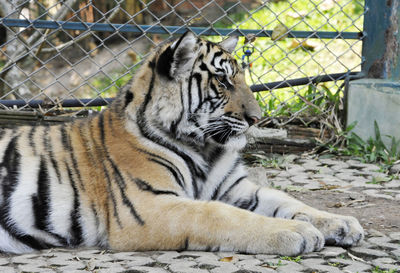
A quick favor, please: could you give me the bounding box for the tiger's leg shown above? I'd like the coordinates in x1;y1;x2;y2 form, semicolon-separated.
216;179;364;247
107;195;324;255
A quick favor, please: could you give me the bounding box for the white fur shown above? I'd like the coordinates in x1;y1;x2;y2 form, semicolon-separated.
47;160;74;240
219;36;238;53
79;199;101;246
0;225;33;253
199;149;246;200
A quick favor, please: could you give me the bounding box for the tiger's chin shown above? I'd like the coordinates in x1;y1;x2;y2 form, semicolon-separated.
210;133;247;150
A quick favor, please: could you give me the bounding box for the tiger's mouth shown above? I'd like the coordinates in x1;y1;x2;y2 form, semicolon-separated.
206;124;244;144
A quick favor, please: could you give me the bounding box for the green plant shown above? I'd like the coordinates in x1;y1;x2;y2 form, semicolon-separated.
222;0;363;116
91;71;133;98
328;262;341;267
256;154;289;169
372;266;398;273
261;259;285;269
326;121;400;167
280;256;302;263
346;121;400;165
366;176;392;185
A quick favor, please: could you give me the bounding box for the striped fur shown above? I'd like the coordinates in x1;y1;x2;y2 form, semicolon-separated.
0;32;363;254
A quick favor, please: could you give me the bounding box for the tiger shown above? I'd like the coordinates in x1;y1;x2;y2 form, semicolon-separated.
0;32;363;255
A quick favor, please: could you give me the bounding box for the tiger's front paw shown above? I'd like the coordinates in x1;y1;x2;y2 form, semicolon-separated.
294;212;364;247
270;220;325;256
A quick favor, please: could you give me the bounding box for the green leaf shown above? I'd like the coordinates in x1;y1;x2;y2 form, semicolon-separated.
345;121;358;132
374;120;382;142
349;132;366;147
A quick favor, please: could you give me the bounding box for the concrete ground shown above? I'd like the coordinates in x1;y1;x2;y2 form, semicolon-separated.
0;154;399;273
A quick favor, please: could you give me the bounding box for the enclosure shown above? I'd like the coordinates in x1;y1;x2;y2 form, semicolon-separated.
0;0;366;121
0;2;400;272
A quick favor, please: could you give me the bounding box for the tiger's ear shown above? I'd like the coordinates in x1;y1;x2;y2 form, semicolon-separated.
219;36;238;53
157;31;199;80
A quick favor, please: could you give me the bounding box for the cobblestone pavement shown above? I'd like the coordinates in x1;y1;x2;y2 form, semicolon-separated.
0;155;399;273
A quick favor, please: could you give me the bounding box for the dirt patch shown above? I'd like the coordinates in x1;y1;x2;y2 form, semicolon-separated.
288;190;400;233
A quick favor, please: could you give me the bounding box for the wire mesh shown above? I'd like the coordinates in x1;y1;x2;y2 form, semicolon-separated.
0;0;365;120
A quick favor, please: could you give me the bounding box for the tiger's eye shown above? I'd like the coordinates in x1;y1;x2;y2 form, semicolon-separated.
216;75;234;90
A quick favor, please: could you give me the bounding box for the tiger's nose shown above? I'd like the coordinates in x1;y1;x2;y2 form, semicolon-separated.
245;114;260;126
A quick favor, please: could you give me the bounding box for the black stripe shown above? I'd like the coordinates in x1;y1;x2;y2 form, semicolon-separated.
199;62;210;72
70;146;85;191
206;42;211;53
98;114;106;146
193;73;203;106
210;82;218;96
109;161;145;226
124;91;134;108
28;126;37;155
60;126;69;149
210;159;241;200
1;137;19;194
248;189;260;211
273;206;280;217
182;237;189;251
218;176;246;201
103;162;123;228
112;164;144;225
149;158;184;189
109;159;126;188
205;245;220;252
184;237;189;250
223;117;244;126
44;127;62;184
136;147;186;190
208;147;224;165
133;178;178;196
233;189;260;211
66;166;83;246
234;198;253;210
32;156;51;231
211;51;223;67
120;189;145;226
63;125;85;191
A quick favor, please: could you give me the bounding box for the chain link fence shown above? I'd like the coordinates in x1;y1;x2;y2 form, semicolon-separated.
0;0;365;123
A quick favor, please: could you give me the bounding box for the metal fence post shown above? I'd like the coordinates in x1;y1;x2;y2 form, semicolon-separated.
362;0;400;80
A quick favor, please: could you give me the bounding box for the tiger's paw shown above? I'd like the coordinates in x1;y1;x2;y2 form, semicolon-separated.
293;211;364;247
268;220;325;256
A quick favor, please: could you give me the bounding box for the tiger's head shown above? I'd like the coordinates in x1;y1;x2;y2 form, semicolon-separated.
123;32;261;150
